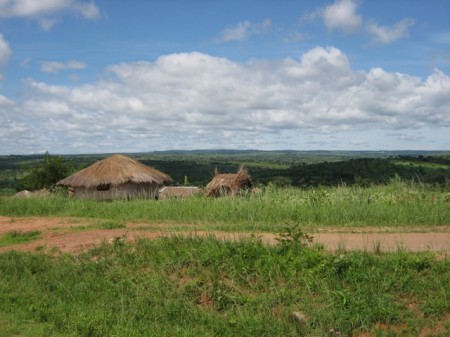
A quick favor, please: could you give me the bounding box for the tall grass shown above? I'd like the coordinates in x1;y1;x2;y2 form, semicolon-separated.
0;180;448;230
0;236;448;336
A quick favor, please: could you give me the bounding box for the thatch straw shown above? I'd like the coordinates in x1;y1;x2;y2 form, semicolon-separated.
57;154;172;188
205;167;251;197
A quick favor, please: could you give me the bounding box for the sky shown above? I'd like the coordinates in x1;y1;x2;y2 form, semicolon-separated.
0;0;449;155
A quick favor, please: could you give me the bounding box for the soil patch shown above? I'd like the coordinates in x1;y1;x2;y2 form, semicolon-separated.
1;216;449;254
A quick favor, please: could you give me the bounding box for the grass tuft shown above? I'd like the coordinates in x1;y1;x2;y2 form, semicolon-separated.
99;221;126;230
0;230;41;247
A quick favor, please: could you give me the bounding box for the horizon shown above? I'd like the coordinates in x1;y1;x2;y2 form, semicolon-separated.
0;0;449;154
2;148;450;157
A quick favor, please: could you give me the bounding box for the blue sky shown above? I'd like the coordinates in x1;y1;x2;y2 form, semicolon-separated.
0;0;449;154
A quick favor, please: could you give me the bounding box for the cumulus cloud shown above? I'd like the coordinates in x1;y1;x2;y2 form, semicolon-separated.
215;19;272;42
303;0;413;45
322;0;362;34
367;18;415;45
0;94;14;106
0;34;11;81
0;96;28;153
0;0;100;30
40;60;86;73
2;47;449;153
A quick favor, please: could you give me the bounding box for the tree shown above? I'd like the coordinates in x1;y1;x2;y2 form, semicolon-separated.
22;152;74;191
272;176;292;187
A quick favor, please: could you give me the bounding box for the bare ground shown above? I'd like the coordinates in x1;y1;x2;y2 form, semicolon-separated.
0;216;449;254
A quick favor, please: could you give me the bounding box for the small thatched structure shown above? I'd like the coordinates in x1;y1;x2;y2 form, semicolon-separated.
14;189;51;198
159;186;202;199
57;154;172;200
205;167;251;197
14;190;32;198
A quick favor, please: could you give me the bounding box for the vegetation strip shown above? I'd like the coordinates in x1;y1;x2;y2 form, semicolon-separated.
1;180;449;229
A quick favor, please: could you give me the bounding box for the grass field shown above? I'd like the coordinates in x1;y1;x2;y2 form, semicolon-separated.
0;180;449;336
0;180;448;231
0;236;449;336
391;160;450;170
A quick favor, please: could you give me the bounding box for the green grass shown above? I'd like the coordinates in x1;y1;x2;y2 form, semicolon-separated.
236;161;290;169
392;160;450;170
0;230;41;247
0;188;16;197
0;236;448;336
50;220;126;234
0;179;448;336
0;180;449;231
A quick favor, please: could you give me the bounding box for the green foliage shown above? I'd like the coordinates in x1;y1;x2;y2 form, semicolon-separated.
21;152;74;191
289;157;450;187
2;151;449;190
0;188;16;197
0;238;448;336
275;222;313;251
271;176;292;187
99;221;126;229
0;230;41;247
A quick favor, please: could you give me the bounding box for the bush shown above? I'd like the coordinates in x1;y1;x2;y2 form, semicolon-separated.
21;152;74;191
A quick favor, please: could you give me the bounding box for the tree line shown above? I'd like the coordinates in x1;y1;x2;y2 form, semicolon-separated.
0;153;449;192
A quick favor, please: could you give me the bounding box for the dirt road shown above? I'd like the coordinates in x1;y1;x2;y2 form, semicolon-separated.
0;216;449;254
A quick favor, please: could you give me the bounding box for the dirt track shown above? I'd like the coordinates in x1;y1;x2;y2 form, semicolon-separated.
0;216;449;254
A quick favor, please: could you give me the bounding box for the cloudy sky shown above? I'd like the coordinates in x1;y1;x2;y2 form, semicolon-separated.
0;0;449;154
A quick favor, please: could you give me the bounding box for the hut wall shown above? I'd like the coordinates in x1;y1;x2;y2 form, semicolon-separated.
73;182;160;200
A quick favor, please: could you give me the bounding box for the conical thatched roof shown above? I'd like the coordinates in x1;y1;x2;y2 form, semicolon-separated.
57;154;172;188
205;167;251;197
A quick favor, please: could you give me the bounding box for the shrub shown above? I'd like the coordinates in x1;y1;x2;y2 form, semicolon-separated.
21;152;74;191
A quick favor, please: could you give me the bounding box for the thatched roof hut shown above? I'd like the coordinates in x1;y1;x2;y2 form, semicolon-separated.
205;167;251;197
57;154;172;200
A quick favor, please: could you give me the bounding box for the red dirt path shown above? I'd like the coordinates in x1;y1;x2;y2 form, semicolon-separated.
0;216;449;254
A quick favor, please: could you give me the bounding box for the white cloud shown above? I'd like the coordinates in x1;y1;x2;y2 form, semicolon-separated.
0;0;100;30
0;34;11;81
322;0;362;34
367;18;415;45
1;48;449;154
0;96;29;153
216;19;272;42
0;94;14;106
0;34;11;66
40;60;86;73
304;1;413;46
71;1;99;19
